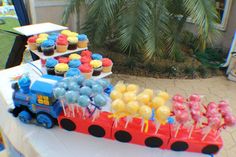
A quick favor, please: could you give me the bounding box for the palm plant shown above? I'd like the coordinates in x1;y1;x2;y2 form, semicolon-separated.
62;0;220;60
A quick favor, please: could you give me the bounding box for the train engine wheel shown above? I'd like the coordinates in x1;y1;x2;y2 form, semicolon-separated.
18;110;32;124
36;113;54;129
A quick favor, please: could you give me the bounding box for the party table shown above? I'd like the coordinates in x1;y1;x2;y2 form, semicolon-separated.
0;61;212;157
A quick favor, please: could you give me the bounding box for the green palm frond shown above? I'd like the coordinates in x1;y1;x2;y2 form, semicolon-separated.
143;0;168;60
183;0;221;50
82;0;122;46
61;0;83;25
116;0;151;55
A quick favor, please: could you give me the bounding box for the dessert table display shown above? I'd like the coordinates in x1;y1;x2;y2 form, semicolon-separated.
0;23;235;157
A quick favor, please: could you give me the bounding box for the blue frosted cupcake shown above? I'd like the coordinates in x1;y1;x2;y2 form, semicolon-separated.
68;59;81;68
48;35;58;42
92;53;103;60
46;58;58;75
65;68;81;77
41;40;55;56
78;34;88;48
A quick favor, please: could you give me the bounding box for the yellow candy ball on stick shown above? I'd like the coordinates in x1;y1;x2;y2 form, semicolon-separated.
143;89;154;99
139;105;152;132
155;105;171;124
158;91;169;102
123;92;136;103
154;105;170;134
124;101;140;128
126;101;140;115
127;84;139;93
137;93;150;105
114;82;126;93
151;96;165;109
110;90;123;100
111;99;126;113
139;105;152;120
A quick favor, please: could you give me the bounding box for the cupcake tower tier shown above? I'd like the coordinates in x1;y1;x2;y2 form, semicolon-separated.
27;46;88;60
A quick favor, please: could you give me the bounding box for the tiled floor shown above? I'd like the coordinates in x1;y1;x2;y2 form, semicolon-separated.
110;74;236;157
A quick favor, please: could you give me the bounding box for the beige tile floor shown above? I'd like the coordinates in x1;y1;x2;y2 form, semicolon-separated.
110;74;236;157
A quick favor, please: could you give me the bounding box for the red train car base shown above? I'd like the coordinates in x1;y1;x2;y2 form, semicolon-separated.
57;109;222;155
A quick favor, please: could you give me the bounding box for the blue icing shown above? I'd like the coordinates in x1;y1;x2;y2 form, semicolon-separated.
92;53;103;60
65;68;81;77
78;34;88;41
49;32;60;36
46;58;58;68
41;40;55;47
48;35;58;42
68;59;81;68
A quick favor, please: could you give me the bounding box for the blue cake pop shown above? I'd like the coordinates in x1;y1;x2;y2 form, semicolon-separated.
77;75;85;85
79;86;92;96
68;81;79;91
94;94;107;107
53;87;66;98
56;82;68;90
92;84;104;94
65;91;77;104
83;79;96;88
97;79;110;89
77;95;90;107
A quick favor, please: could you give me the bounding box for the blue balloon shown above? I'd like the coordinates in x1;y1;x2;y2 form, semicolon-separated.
92;84;104;94
65;91;77;103
76;75;85;85
79;86;92;96
78;95;90;107
83;79;96;88
53;87;66;98
56;82;68;89
94;94;107;107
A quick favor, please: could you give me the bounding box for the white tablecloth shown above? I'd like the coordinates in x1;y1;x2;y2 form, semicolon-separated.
0;61;210;157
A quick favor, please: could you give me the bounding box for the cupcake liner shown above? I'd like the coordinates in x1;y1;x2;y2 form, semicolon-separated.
27;42;37;50
92;66;102;76
77;40;88;48
56;44;68;53
102;64;113;73
81;71;93;79
42;45;55;56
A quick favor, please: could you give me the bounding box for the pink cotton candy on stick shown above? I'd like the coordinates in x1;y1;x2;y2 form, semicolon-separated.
189;94;201;102
172;94;185;103
188;108;201;139
173;102;186;111
218;100;229;108
202;115;221;141
175;110;189;137
220;107;231;117
207;102;218;111
206;108;218;118
224;114;236;127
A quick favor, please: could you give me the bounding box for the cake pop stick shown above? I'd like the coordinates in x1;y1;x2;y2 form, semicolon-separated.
138;105;152;132
155;105;170;134
53;87;66;116
92;94;107;121
65;91;77;117
77;95;90;118
124;101;140;128
174;110;189;138
111;99;126;127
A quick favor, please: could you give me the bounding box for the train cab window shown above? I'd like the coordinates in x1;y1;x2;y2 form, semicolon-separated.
37;95;50;105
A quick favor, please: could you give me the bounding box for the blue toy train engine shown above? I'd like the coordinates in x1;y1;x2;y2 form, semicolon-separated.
10;75;63;128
